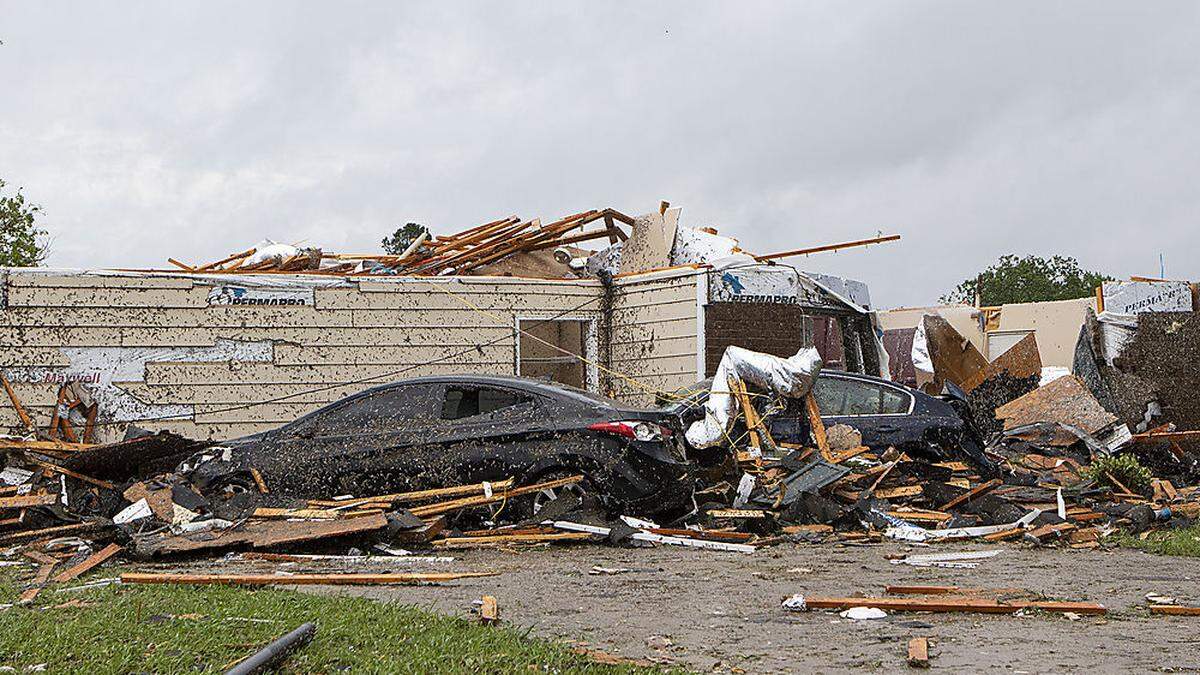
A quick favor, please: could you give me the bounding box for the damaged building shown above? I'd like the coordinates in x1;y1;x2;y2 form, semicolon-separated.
0;205;890;443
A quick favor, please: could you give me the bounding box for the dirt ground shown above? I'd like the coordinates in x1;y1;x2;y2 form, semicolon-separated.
221;540;1200;673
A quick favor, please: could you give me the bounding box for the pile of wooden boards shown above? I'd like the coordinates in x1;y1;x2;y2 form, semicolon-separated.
161;208;636;277
691;371;1200;550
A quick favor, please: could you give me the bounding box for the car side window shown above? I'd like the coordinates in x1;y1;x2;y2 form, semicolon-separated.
880;387;912;414
286;385;437;437
441;386;531;421
811;378;848;416
810;377;912;416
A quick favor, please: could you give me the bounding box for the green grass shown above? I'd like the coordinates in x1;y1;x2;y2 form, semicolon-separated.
0;569;666;674
1115;524;1200;557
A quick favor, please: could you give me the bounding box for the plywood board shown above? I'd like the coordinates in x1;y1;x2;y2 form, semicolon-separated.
995;374;1117;435
619;208;681;275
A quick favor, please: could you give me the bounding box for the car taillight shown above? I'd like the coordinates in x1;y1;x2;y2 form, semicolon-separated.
588;421;672;442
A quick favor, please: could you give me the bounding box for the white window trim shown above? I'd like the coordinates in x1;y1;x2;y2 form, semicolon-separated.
514;316;600;393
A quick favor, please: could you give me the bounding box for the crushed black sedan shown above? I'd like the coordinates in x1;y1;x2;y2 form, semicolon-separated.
186;375;692;516
663;370;991;468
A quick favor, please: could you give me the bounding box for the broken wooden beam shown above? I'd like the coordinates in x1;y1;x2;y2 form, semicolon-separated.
938;478;1003;511
119;571;498;586
19;561;58;605
0;493;58;510
308;478;516;509
50;543;122;584
754;234;902;262
0;521;107;547
804;394;832;462
408;475;581;518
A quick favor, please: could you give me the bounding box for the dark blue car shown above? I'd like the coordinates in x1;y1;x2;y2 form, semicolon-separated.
663;370;987;466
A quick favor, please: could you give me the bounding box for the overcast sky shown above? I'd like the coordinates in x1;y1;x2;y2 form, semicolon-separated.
2;2;1198;308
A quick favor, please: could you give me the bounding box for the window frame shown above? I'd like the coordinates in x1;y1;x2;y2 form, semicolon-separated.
514;315;600;393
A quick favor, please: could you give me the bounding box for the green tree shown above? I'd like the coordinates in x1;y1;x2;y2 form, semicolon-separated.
942;254;1112;306
0;179;49;267
381;223;430;256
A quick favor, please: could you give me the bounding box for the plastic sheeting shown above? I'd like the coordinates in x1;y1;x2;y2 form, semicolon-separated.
246;240;302;266
685;345;823;449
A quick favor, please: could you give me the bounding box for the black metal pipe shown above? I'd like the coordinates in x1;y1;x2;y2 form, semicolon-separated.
225;622;317;675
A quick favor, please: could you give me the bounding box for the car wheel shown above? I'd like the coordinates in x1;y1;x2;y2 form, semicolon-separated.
522;470;586;519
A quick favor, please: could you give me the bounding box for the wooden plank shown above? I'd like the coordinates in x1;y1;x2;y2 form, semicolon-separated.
18;561;58;604
907;637;929;669
727;376;763;451
0;494;58;510
50;543;122;583
981;527;1024;542
307;478;515;509
753;234;901;262
409;476;582;518
795;595;1105;615
250;468;270;494
805;394;832;462
136;513;389;556
119;571;498;586
938;478;1004;511
0;521;105;546
1132;430;1200;443
24;459;116;490
874;485;923;500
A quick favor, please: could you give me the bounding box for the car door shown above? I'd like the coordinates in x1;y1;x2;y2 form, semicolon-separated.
265;384;441;494
414;383;544;481
811;374;915;449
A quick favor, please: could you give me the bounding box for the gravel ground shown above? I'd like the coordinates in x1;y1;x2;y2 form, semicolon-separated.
168;541;1200;673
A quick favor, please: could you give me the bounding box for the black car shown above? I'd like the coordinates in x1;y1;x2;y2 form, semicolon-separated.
188;375;692;515
663;370;988;467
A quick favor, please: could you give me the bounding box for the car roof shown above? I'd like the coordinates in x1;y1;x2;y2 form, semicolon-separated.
336;374;637;411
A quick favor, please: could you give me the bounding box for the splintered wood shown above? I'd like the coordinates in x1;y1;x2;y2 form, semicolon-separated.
51;543;122;584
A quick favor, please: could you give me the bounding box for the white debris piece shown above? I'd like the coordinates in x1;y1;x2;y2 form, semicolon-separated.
0;467;34;486
885;510;1041;543
685;345;822;449
113;498;153;524
840;607;888;620
246;240;302;266
892;549;1002;569
781;594;808;611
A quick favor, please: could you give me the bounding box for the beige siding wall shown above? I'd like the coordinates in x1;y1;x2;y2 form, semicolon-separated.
1;268;702;441
607;269;700;405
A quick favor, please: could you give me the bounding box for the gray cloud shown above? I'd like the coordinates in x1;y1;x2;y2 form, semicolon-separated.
2;1;1198;307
